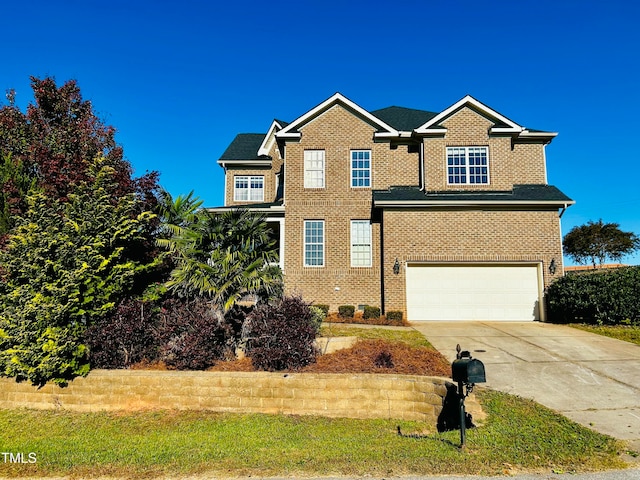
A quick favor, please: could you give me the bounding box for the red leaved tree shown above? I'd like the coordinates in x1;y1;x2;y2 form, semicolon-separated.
0;76;160;235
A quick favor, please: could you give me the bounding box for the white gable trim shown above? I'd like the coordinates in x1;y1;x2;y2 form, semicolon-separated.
415;95;524;135
276;93;398;141
258;120;284;157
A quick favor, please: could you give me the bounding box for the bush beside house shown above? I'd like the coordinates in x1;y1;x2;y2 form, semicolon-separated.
546;266;640;325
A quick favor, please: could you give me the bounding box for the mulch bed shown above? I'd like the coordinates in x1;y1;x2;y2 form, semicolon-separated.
208;339;450;377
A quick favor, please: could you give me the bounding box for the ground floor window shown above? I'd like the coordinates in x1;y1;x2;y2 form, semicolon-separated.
304;220;324;267
350;220;372;267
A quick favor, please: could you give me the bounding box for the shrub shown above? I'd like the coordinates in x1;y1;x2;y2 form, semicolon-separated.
314;304;330;316
338;305;355;319
374;350;394;368
156;297;236;370
244;295;319;371
84;298;159;369
363;306;381;319
546;266;640;325
309;306;326;334
386;311;403;322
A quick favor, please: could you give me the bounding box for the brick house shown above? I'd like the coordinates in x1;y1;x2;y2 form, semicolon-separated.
213;93;574;321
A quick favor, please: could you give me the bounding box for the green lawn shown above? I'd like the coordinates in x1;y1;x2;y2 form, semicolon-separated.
569;324;640;345
0;390;628;479
320;324;434;348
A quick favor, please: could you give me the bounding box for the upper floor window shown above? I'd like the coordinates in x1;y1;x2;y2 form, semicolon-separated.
446;146;489;185
351;150;371;188
234;175;264;202
304;150;325;188
304;220;324;267
351;220;372;267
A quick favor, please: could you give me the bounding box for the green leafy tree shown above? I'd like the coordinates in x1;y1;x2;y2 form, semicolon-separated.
0;159;160;386
563;219;640;268
157;200;282;313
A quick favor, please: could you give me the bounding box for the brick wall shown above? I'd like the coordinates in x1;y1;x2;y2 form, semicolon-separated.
0;370;484;425
224;165;275;206
282;104;418;311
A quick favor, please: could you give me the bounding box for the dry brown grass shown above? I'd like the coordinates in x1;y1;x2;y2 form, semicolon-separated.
303;339;450;376
207;338;450;376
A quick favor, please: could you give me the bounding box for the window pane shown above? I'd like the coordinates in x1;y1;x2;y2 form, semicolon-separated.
304;151;325;188
304;221;324;266
447;147;488;184
351;220;371;267
351;150;371;188
234;175;264;201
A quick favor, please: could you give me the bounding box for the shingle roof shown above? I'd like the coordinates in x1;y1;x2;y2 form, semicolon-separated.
371;106;438;131
373;184;574;205
219;133;267;160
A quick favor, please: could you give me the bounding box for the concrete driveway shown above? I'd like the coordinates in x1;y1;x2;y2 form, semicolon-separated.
411;321;640;447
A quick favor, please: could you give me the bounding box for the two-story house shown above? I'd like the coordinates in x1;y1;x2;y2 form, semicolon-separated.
214;93;574;322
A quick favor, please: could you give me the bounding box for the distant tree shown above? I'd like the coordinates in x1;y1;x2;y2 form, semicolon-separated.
563;219;640;268
0;159;160;386
0;76;159;235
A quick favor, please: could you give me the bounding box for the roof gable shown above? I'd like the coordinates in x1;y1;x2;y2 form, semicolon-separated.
415;95;524;134
257;119;286;157
276;93;399;141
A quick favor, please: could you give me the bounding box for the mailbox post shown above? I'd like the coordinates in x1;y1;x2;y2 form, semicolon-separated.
451;344;486;448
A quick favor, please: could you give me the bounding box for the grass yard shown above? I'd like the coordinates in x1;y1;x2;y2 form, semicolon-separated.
0;389;628;479
569;323;640;345
319;323;434;347
0;325;632;478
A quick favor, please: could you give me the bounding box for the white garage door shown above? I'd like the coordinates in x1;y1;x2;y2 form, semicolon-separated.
406;264;541;321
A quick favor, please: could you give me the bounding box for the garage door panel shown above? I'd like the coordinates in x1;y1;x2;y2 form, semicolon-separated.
406;264;540;321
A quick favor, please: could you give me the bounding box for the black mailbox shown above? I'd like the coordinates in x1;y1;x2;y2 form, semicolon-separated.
452;357;486;384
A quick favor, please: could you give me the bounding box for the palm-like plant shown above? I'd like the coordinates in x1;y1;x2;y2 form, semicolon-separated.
157;192;282;312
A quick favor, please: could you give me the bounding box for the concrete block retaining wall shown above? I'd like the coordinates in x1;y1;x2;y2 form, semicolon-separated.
0;370;483;425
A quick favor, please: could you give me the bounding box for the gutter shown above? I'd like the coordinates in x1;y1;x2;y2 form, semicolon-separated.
374;200;576;208
207;205;285;214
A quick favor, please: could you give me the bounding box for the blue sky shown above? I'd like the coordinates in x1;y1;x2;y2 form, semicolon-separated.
2;0;639;266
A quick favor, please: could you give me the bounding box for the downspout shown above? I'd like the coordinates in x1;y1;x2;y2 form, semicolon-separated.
559;203;568;218
223;166;228;206
419;141;425;191
379;207;386;314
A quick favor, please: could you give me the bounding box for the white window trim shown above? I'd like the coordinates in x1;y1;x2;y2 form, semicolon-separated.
350;149;371;189
303;220;325;267
446;146;490;185
304;150;325;189
350;220;372;267
234;175;265;202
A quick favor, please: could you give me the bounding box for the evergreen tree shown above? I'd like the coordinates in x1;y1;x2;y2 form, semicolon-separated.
0;158;160;386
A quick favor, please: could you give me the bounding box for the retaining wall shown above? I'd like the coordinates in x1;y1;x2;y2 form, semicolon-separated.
0;370;484;424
